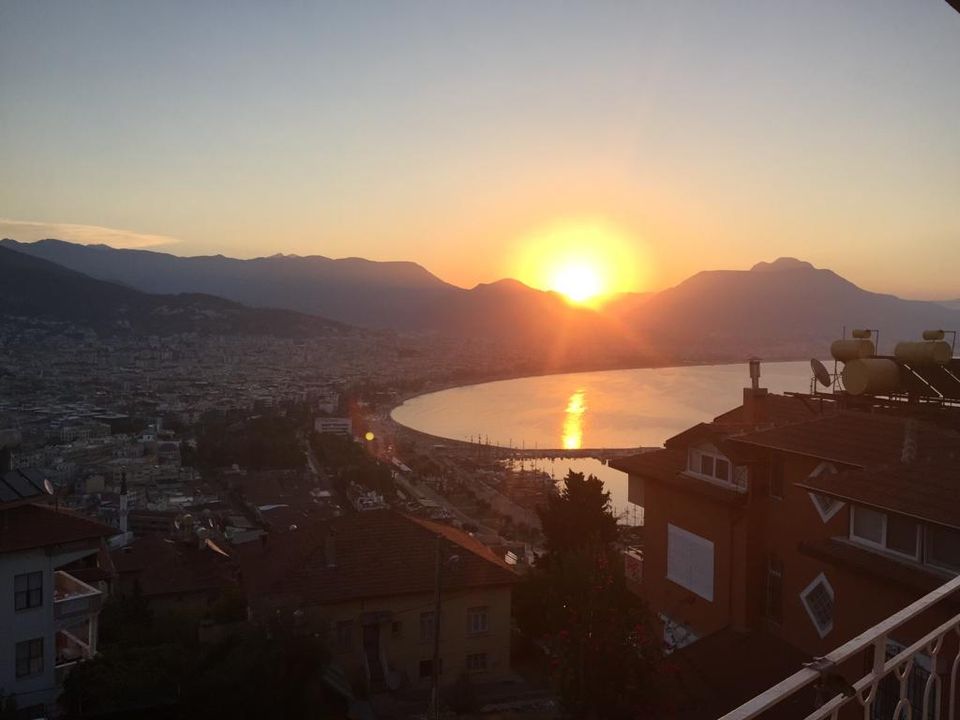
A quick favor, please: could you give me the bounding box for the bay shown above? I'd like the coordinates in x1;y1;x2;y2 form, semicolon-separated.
391;361;819;523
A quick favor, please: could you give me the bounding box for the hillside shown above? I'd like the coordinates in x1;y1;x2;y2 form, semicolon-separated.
0;246;347;338
4;240;958;359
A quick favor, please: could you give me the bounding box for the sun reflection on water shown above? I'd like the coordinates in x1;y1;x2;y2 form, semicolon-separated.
562;390;586;449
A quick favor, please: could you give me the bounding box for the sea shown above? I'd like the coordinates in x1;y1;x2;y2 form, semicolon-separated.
391;361;819;523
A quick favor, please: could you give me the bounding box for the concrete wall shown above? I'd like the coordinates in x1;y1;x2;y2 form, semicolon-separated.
0;543;100;712
303;584;513;692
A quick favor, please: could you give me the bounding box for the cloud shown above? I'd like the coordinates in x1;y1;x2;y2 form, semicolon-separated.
0;218;182;250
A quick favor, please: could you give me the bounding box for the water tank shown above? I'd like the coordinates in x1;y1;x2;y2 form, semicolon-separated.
831;339;875;362
851;329;873;339
922;329;945;341
894;341;952;366
842;359;901;396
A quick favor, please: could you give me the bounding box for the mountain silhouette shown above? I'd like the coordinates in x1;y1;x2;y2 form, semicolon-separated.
3;240;958;359
0;245;346;337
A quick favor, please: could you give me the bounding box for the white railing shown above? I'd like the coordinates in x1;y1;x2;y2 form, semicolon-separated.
721;573;960;720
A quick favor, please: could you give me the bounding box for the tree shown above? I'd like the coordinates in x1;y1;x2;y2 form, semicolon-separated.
538;470;618;556
515;470;665;719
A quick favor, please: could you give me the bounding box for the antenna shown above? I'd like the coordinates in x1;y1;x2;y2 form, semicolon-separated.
810;359;832;388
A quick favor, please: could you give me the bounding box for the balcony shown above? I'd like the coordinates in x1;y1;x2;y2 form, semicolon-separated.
720;572;960;720
54;570;102;627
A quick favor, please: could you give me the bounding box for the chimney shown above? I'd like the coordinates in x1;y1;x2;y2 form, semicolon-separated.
901;419;918;464
324;529;337;569
743;357;769;425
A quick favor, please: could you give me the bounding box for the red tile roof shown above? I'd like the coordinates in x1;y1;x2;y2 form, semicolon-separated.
239;510;517;608
0;504;115;554
713;393;835;427
727;412;960;468
113;535;238;597
798;462;960;530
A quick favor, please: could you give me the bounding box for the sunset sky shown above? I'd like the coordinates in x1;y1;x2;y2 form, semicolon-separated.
1;1;958;299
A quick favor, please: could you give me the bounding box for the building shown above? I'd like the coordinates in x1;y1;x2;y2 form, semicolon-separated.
612;341;960;718
314;417;353;436
240;510;518;696
0;467;115;716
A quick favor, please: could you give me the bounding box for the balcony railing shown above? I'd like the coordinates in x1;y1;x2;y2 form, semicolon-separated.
54;570;103;624
720;572;960;720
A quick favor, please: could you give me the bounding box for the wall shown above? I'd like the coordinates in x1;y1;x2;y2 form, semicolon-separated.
304;584;513;692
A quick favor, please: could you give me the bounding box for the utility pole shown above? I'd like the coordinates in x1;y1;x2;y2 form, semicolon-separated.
430;534;442;720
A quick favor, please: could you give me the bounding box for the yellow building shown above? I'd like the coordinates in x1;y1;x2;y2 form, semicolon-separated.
241;510;517;695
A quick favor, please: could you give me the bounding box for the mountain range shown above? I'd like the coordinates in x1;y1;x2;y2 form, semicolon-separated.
2;238;958;359
0;245;345;338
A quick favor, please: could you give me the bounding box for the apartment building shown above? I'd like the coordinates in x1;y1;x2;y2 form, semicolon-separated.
612;338;960;718
240;510;517;696
1;467;115;716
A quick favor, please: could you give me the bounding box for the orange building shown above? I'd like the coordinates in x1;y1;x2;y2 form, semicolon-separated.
612;352;960;718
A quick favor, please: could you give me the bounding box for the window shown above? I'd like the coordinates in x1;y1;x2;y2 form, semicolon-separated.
467;607;488;635
687;446;742;488
420;611;435;642
765;554;783;624
666;524;714;601
334;620;353;651
768;457;784;499
16;638;44;678
852;506;885;546
926;524;960;573
800;574;834;638
14;572;43;611
887;515;920;558
466;653;488;673
700;455;714;477
808;462;844;522
714;458;730;483
850;506;920;560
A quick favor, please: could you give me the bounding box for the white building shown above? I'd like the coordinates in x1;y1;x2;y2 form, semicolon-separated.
1;468;114;716
314;417;353;436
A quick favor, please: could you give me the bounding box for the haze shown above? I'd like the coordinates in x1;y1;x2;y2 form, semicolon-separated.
1;1;958;299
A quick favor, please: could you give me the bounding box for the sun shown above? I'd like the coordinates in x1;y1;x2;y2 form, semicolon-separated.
511;219;646;307
550;262;603;304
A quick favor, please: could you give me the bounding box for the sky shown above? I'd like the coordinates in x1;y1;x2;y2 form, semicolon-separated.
1;1;958;299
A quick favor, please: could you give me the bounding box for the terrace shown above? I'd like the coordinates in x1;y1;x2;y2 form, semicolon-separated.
720;573;960;720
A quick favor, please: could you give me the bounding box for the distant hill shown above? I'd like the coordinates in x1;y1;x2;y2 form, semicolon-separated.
624;257;960;355
3;240;957;359
0;245;346;337
0;238;457;330
0;239;604;350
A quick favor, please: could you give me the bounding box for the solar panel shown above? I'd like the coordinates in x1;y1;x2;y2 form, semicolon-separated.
0;482;18;503
0;470;44;500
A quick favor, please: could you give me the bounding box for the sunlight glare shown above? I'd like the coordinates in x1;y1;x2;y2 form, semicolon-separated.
562;390;586;449
511;219;646;307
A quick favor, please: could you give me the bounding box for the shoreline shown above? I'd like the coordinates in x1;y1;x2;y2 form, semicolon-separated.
392;354;808;408
387;356;812;452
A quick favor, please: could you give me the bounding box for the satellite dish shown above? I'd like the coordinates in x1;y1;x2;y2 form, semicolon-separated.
43;478;55;496
811;359;832;388
174;518;181;530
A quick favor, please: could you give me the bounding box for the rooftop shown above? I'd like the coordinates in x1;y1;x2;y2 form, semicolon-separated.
239;509;518;607
0;503;115;554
